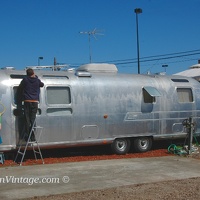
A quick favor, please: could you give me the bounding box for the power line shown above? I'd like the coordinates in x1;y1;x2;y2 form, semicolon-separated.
142;57;199;74
68;49;200;69
104;49;200;64
114;52;200;65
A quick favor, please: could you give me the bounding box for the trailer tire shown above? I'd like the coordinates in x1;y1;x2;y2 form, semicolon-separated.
111;138;131;155
133;137;152;153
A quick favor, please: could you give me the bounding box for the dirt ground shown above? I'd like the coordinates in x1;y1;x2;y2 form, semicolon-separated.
22;147;200;200
23;177;200;200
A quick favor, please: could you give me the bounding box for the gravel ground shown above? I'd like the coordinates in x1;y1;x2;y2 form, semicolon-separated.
22;147;200;200
23;177;200;200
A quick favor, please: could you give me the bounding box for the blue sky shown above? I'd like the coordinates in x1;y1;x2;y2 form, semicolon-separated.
0;0;200;74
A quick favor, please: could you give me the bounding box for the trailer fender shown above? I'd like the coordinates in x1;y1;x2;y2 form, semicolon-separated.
111;138;131;155
133;137;152;153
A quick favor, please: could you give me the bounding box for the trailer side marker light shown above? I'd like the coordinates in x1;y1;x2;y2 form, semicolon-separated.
104;114;108;119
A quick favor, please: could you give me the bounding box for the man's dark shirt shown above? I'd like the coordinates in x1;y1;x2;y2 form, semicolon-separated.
17;76;44;102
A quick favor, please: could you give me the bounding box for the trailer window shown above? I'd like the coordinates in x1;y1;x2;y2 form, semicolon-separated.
143;87;161;103
10;74;26;79
13;86;18;104
177;88;193;103
143;89;155;103
13;86;42;104
171;79;189;82
47;87;71;104
47;108;72;116
43;75;69;79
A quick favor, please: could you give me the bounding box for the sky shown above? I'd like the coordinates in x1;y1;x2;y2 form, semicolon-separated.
0;0;200;75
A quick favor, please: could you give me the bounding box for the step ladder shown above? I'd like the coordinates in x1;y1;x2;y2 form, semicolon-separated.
14;120;44;166
0;152;5;164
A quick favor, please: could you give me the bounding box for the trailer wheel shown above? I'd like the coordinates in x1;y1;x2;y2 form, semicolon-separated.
133;137;152;153
111;138;131;155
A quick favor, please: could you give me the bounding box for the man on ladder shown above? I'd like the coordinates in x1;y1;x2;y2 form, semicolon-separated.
15;68;44;165
18;68;44;141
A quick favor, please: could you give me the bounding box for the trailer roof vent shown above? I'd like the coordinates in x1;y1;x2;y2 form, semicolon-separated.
76;63;118;73
190;64;200;69
75;71;92;77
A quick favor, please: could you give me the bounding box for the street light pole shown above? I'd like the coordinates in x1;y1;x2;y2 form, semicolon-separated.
38;56;43;66
162;64;168;73
134;8;142;74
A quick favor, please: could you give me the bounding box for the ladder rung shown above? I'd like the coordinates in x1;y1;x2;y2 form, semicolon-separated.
34;127;43;131
33;150;40;154
28;141;37;144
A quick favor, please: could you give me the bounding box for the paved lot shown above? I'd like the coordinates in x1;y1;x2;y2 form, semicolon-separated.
0;156;200;200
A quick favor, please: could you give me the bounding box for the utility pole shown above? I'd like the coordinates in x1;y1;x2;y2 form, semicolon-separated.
134;8;142;74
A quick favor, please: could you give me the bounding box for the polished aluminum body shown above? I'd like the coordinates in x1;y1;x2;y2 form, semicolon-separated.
0;63;200;152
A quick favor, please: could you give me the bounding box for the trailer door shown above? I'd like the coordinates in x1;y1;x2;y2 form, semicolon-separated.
44;86;73;142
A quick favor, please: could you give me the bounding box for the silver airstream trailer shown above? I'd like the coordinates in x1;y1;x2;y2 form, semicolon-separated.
0;63;200;154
